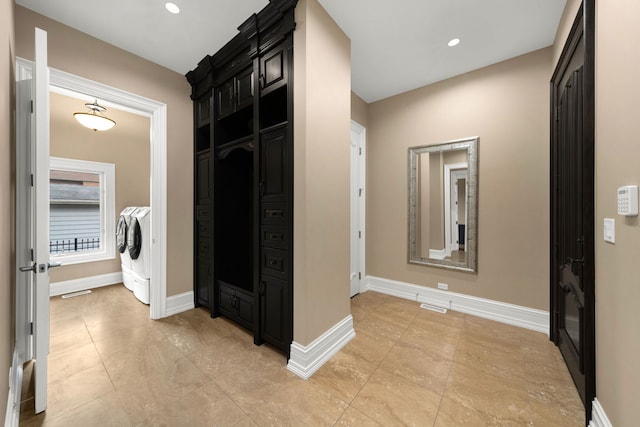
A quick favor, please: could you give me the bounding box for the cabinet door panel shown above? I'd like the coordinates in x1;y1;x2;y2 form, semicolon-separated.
196;152;211;204
260;126;288;203
236;67;254;111
217;78;235;118
219;284;236;317
259;276;291;351
196;260;212;307
196;93;211;128
260;44;287;96
237;292;254;329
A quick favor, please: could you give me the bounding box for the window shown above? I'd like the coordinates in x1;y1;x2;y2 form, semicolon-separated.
50;157;115;264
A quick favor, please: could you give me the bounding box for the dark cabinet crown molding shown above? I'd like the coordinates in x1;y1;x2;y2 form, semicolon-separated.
185;0;297;88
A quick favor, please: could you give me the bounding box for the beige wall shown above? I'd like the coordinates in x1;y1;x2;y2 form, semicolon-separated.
553;0;582;67
351;91;369;129
48;92;150;283
1;0;15;418
294;0;351;345
15;6;193;297
367;47;552;309
593;1;640;424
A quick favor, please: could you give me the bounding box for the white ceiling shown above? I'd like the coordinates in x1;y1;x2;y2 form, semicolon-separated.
16;0;566;103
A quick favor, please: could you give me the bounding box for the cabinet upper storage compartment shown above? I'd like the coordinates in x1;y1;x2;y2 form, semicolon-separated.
260;43;288;97
217;66;254;120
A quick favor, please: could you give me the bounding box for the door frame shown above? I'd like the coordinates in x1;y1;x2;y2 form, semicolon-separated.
350;120;366;296
550;0;595;418
16;57;168;320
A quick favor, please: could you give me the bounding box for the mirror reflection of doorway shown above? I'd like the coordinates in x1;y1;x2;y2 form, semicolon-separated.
444;163;467;260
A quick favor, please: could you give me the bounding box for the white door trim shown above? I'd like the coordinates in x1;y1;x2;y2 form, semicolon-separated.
16;57;168;319
443;162;467;257
350;120;366;296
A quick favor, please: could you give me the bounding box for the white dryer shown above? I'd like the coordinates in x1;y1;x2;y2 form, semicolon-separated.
117;206;138;291
129;207;151;304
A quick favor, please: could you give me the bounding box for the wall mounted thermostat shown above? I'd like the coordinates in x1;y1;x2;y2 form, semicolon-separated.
617;185;638;216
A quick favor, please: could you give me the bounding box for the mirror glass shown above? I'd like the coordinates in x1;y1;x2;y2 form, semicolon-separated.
408;137;478;272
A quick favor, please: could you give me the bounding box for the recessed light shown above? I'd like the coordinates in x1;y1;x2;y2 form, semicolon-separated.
448;38;460;47
165;2;180;14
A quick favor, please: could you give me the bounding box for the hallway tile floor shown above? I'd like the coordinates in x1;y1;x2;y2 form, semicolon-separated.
19;285;584;426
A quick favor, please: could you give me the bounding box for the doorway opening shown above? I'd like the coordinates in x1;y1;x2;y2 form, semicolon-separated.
16;58;168;319
444;163;467;259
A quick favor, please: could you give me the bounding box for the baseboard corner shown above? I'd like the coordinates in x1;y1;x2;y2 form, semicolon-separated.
165;291;195;317
287;315;355;380
589;398;612;427
5;350;23;427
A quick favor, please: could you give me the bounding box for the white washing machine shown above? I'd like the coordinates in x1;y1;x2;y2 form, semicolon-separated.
129;207;151;304
117;207;138;291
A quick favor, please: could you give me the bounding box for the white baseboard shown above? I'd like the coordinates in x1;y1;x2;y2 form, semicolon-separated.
165;291;195;316
50;272;123;297
287;315;355;380
5;350;23;427
589;398;612;427
364;275;549;334
428;248;446;260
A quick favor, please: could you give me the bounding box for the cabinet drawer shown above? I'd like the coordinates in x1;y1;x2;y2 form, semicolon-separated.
260;225;287;250
196;204;210;220
260;203;288;225
198;221;212;237
218;281;254;331
197;237;211;257
261;247;289;281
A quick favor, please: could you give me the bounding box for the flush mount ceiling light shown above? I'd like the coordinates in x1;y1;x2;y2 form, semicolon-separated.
448;38;461;47
165;2;180;14
73;100;116;132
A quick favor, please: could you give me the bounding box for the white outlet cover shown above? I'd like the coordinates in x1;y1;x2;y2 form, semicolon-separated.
437;282;448;291
604;218;615;243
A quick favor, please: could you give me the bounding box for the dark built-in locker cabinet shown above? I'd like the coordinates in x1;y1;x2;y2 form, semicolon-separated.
186;0;296;357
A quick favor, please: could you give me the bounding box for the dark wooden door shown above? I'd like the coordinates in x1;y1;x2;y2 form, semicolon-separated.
550;1;595;421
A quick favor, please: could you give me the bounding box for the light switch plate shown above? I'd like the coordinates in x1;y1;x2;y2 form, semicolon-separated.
604;218;615;243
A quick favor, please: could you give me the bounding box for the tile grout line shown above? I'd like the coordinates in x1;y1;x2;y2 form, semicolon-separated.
431;313;466;427
82;299;137;427
345;302;420;424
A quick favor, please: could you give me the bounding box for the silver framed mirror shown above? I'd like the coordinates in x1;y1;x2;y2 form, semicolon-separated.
408;136;478;272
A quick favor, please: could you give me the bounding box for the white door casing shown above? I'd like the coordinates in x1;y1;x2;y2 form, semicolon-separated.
15;57;168;320
350;121;366;297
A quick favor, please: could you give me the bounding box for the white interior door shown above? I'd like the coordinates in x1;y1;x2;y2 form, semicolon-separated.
33;27;52;415
16;28;52;415
350;121;366;297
